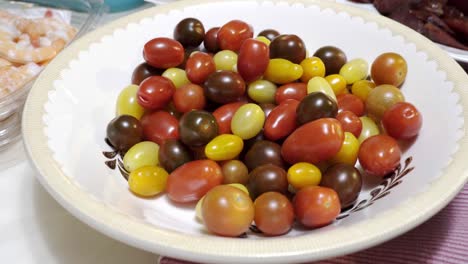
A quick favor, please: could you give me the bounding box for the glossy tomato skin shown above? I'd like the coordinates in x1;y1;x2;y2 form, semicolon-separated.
275;82;307;104
173;18;205;48
185;52;216;84
254;192;294;236
321;163;362;208
204;71;246;104
313;46;347;75
202;185;254;237
204;27;220;53
296;92;338;125
244;140;286;171
131;62;164;85
269;34;306;64
143;37;185;69
382;102;422;139
137;76;176;110
212;101;246;134
179;110;218;147
281;118;344;165
166;159;223;203
371;52;407;87
140;111;179;145
358;135;401;177
106;115;143;152
173;83;206;113
264;99;299;141
248;164;289;198
158;139;192;173
337;94;365;116
336;110;362;138
294;186;341;228
217;20;254;52
237;38;269;83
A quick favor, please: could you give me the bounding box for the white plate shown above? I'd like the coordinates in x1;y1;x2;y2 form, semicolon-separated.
23;0;468;263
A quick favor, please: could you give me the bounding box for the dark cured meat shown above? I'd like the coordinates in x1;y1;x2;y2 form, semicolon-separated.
424;22;468;49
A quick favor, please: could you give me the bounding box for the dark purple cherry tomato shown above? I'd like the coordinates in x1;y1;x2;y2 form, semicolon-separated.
336;110;362;138
358;135;401;177
204;71;246;104
131;62;164;85
143;37;185;69
264;99;299;141
106;115;142;152
204;27;220;53
382;102;422;140
244;140;285;171
275;83;307;104
248;164;289;198
337;93;365;116
237;38;269;83
179;110;218;147
313;46;347;75
321;163;362;208
254;192;294;236
173;18;205;48
258;29;280;41
173;83;206;113
137;76;175;110
282;118;344;164
269;34;306;64
296;92;338;125
212;101;246;134
158;139;192;172
140;111;179;145
166;159;222;203
185;52;216;84
217;20;254;52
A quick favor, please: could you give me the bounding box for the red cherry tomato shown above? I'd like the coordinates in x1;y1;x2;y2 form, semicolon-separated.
237;38;269;82
140;111;179;145
382;102;422;139
264;99;299;141
337;93;365;116
143;37;185;69
254;192;294;236
212;102;246;134
358;135;401;177
185;52;216;84
217;20;254;52
281;118;344;164
336;110;362;138
166;160;223;203
275;83;307;104
173;83;206;113
294;186;341;228
137;76;175;110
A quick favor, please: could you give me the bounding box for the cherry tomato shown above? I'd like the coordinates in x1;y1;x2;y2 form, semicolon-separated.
275;82;307;104
371;52;407;87
258;29;280;41
141;111;179;145
337;93;365;116
358;135;401;177
137;76;175;110
330;132;360;166
203;27;220;53
248;80;277;104
282;118;344;165
269;34;306;64
116;84;145;120
339;58;368;85
185;52;215;84
131;62;163;85
217;20;254;52
204;71;246;104
173;18;205;48
205;134;244;161
296;92;338;125
231;103;265;140
173;84;206;113
300;56;325;82
287;162;322;190
158;139;192;173
382;102;422;139
123;141;160;172
202;185;254;237
306;76;337;103
143;37;185;69
294;186;341;228
179;110;218;147
336;111;362;138
166;159;223;203
106;115;143;152
264;99;299;141
366;84;405;122
325;74;347;95
128;166;168;197
221;160;249;184
254;192;294;236
321;163;362;208
264;59;303;84
237;38;269;82
244;140;286;171
358;116;380;143
351;80;376;102
248;164;289;198
313;46;347;75
212;101;245;134
162;68;190;88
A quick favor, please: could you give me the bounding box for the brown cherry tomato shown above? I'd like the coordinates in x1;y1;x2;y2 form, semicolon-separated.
137;76;175;110
212;101;246;134
264;99;299;141
294;186;341;228
204;27;220;53
254;192;294;236
221;160;249;184
382;102;422;140
296;92;338;125
173;83;206;113
237;38;269;83
217;20;254;52
337;93;365;116
282;118;344;165
336;110;362;138
248;164;289;198
166;159;223;203
258;29;280;41
275;82;307;104
140;111;179;145
158;139;192;173
244;140;286;171
371;52;407;87
313;46;347;75
185;52;216;84
143;37;185;69
321;163;362;208
204;71;246;104
269;34;306;64
131;62;164;85
358;135;401;177
173;18;205;48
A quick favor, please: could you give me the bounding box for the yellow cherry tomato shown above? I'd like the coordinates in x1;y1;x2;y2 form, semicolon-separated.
264;58;303;84
351;80;376;102
214;50;238;71
116;84;145;120
162;68;190;88
205;134;244;161
128;166;168;197
339;58;369;84
358;116;380;143
325;74;347;95
123;141;159;172
231;103;265;140
255;36;271;46
247;80;277;104
287;162;322;190
300;56;325;82
307;76;337;102
330;132;360;165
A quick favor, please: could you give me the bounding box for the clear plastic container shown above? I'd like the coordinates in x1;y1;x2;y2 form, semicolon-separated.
0;0;105;149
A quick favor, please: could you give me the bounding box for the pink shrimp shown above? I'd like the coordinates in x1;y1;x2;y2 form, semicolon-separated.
0;62;42;98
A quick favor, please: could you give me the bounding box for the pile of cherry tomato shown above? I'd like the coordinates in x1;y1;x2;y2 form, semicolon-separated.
106;17;423;237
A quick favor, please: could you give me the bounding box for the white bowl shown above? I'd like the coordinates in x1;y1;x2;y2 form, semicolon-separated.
22;0;468;263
